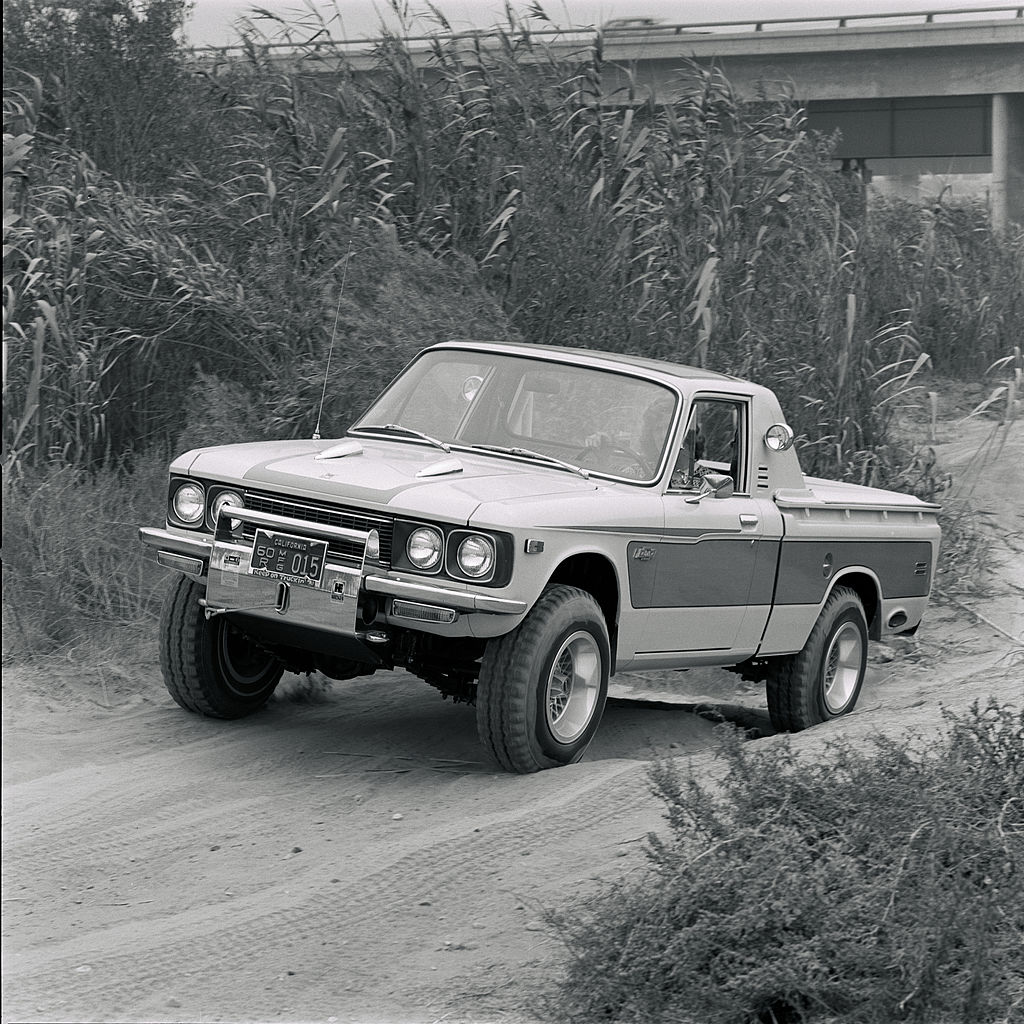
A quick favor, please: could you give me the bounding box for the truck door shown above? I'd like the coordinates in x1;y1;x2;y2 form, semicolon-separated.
634;395;783;664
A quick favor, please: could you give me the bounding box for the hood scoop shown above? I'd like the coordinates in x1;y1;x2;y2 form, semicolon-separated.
416;457;464;478
314;439;364;461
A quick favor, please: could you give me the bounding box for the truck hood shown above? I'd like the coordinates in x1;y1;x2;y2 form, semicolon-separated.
176;437;599;523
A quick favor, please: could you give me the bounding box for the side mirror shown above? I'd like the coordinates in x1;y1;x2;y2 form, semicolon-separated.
685;472;734;504
764;423;794;451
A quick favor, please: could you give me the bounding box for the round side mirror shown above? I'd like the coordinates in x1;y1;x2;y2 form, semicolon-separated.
764;423;795;452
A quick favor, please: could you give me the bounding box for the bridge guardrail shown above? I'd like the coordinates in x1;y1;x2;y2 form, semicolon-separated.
187;6;1024;62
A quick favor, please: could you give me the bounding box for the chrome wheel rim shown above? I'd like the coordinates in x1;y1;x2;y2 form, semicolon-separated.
545;631;602;743
822;621;864;714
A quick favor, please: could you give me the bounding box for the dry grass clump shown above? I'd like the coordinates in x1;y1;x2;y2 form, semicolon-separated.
933;500;996;597
1;459;169;662
546;701;1024;1024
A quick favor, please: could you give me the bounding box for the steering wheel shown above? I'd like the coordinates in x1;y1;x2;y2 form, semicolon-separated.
576;443;653;478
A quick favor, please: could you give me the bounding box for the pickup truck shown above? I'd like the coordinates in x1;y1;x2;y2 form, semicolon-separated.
140;341;941;773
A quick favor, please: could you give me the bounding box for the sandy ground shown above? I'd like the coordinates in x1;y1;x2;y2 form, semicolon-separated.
3;417;1022;1024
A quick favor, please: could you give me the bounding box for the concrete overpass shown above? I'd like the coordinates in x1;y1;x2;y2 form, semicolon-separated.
194;6;1024;228
590;6;1024;228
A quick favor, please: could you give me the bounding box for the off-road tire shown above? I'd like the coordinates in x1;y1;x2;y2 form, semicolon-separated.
159;575;283;719
766;585;868;732
476;585;610;774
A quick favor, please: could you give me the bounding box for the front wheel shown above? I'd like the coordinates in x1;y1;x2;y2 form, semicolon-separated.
766;586;868;732
159;575;284;718
476;585;610;773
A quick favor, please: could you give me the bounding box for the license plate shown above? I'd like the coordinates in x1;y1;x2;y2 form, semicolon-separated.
249;529;328;586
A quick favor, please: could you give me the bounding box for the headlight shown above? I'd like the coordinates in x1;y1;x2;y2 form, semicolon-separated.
211;490;245;530
407;526;443;570
171;482;205;525
457;534;495;578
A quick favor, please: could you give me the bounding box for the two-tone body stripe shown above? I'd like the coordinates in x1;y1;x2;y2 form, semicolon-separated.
628;538;777;609
539;527;932;613
538;525;664;538
772;540;933;604
545;524;745;540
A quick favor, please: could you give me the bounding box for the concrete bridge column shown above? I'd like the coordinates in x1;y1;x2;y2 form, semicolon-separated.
992;93;1024;232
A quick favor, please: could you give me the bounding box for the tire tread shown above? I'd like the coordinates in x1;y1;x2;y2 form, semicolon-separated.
476;585;606;774
159;575;219;716
766;585;866;732
158;575;280;719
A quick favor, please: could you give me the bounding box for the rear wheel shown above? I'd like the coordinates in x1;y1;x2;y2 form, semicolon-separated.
476;585;610;773
766;586;868;732
159;575;283;718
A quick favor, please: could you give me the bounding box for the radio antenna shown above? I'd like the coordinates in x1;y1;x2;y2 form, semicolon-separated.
312;247;353;441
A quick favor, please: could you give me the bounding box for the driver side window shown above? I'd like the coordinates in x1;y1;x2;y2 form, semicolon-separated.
670;398;746;492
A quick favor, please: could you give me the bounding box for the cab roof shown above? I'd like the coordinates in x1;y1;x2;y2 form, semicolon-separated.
432;339;747;391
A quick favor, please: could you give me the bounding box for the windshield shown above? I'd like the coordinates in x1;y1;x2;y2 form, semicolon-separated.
351;349;679;482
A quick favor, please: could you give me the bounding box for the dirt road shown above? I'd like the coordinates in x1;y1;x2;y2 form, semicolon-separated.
3;419;1021;1024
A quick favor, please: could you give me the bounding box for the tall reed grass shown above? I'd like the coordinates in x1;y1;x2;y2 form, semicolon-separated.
7;1;1021;485
3;1;1022;657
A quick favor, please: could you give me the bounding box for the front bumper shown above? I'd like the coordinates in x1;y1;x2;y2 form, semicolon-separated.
140;512;527;643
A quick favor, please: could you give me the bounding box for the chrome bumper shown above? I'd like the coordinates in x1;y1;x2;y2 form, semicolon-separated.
139;522;527;618
364;575;526;614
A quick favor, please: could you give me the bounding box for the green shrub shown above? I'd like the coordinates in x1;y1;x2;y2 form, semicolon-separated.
547;702;1024;1024
168;239;515;452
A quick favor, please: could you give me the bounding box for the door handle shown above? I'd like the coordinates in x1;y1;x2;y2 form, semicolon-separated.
739;514;759;527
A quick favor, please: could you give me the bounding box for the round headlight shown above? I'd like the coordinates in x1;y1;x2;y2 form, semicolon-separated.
457;535;495;578
211;490;245;530
407;527;443;570
172;482;205;525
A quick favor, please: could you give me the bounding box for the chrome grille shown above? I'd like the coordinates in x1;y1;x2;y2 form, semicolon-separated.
242;490;394;565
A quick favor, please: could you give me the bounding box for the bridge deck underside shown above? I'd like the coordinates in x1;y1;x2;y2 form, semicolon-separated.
805;96;992;160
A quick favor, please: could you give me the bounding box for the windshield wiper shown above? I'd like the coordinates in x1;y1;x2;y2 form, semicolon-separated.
471;444;589;479
350;423;450;453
